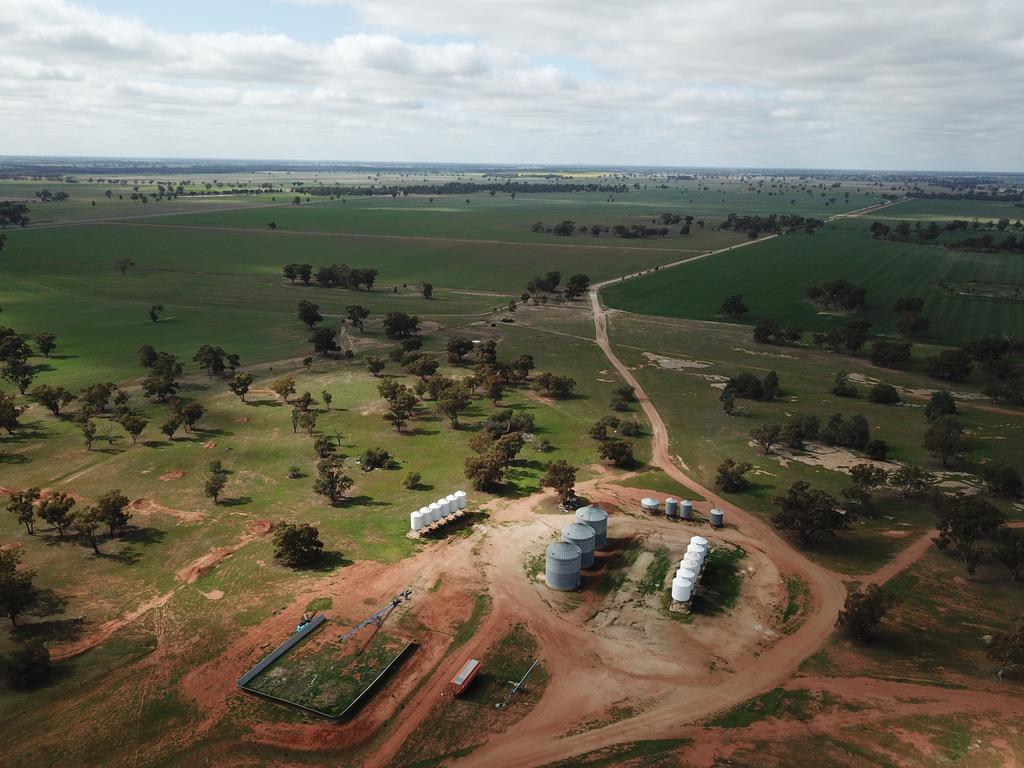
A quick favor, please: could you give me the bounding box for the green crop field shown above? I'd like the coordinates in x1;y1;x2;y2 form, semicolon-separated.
603;226;1024;346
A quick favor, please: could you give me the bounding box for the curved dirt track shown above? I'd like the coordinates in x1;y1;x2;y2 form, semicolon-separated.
442;270;848;768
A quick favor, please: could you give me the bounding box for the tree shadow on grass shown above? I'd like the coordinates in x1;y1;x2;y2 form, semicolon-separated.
404;426;440;437
119;526;166;547
0;452;30;465
142;439;174;449
304;550;353;573
422;510;490;539
248;399;282;408
197;427;234;438
219;496;253;507
342;495;391;508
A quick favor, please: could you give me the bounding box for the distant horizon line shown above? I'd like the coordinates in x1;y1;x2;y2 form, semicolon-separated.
2;154;1023;177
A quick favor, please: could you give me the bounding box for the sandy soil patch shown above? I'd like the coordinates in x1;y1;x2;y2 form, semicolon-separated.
202;590;225;601
644;351;713;369
761;442;894;473
175;520;272;583
731;347;795;359
128;498;206;524
202;441;217;449
159;470;186;481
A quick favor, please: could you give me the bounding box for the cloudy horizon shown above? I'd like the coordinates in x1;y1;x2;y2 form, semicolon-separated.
3;0;1023;172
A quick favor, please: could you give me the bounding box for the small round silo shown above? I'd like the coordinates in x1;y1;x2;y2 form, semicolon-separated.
677;566;698;582
710;508;725;528
641;497;660;515
665;498;679;518
680;500;693;519
428;502;443;523
562;522;596;568
545;542;582;591
690;535;709;548
687;541;707;558
454;490;467;510
671;577;693;603
410;511;425;532
682;553;703;572
441;498;454;515
575;505;609;549
445;493;458;513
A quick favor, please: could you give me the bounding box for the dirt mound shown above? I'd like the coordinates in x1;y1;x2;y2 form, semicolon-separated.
128;498;205;524
159;470;186;481
202;441;217;449
235;416;250;424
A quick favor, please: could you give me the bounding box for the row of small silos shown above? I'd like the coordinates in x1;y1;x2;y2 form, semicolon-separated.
671;535;709;603
641;496;724;527
545;505;609;591
409;490;468;532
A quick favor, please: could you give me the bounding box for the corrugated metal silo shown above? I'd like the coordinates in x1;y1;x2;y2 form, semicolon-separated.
680;500;693;519
665;498;679;518
710;508;725;528
546;541;582;591
640;497;660;514
561;522;596;568
575;505;609;549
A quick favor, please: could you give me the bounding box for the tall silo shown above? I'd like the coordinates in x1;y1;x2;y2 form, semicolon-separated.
710;508;725;528
545;542;582;591
453;490;467;510
562;522;597;568
680;500;693;520
665;498;679;518
575;505;609;549
671;576;694;603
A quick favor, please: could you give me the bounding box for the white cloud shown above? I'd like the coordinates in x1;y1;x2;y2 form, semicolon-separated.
0;0;1022;168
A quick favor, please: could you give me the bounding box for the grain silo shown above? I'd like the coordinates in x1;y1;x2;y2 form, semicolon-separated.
428;501;443;523
640;497;660;515
680;500;693;520
445;494;458;514
545;542;582;591
686;541;707;558
665;498;679;518
575;505;609;549
410;510;426;532
671;576;694;603
453;490;467;509
681;553;703;572
676;566;698;582
562;522;596;568
690;535;709;548
710;508;725;528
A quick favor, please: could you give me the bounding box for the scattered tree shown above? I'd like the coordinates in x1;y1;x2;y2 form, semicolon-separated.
6;488;41;535
836;585;900;641
933;492;1005;577
272;523;324;567
715;458;752;492
772;481;847;543
542;460;578;506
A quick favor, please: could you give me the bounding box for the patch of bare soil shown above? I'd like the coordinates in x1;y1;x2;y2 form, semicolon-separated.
202;590;225;601
731;347;796;359
202;441;217;449
643;351;713;369
235;416;250;424
128;497;206;524
159;469;186;481
760;441;895;473
175;520;272;583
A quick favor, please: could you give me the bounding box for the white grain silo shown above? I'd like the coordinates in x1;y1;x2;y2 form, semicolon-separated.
428;501;443;523
410;510;425;532
671;576;693;603
640;497;660;515
454;490;467;510
676;566;698;582
690;535;709;548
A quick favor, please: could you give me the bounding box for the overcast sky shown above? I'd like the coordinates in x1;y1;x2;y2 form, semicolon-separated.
3;0;1023;171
